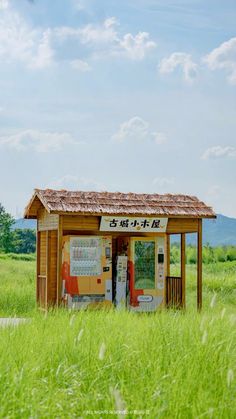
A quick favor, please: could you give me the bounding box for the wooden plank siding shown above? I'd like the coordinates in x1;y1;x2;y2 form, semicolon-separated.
62;215;99;231
167;218;198;234
37;230;47;308
47;230;58;306
36;228;58;308
26;195;44;218
39;231;47;276
38;208;59;231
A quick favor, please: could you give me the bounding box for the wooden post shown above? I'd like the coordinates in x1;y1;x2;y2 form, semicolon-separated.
57;216;63;306
45;230;48;310
165;234;170;307
46;231;51;309
36;228;40;305
181;233;186;308
166;234;170;277
197;219;202;310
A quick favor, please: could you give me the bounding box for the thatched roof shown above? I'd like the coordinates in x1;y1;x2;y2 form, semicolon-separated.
24;189;216;219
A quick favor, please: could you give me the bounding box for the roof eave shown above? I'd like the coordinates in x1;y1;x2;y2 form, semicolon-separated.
48;209;217;219
24;190;52;219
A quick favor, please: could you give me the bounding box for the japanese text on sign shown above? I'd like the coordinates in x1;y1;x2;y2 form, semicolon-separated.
100;216;168;233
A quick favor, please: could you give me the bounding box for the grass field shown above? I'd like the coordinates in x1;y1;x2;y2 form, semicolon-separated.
0;256;236;418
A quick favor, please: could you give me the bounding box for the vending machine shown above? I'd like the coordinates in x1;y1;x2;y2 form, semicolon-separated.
62;235;112;309
115;255;128;309
128;237;166;311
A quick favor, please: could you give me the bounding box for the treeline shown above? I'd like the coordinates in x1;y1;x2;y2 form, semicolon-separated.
0;203;36;254
171;244;236;264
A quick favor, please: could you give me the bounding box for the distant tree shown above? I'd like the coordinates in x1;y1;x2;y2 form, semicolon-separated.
0;203;14;252
11;229;36;254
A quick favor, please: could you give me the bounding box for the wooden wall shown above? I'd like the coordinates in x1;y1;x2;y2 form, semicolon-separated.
47;230;58;305
37;229;57;308
167;218;198;234
63;215;99;231
38;208;59;232
39;231;46;276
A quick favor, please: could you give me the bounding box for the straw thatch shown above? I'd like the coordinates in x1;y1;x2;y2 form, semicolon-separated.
24;189;216;218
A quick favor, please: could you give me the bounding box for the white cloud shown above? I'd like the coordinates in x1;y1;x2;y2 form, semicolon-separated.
47;174;106;191
0;6;54;69
55;17;118;45
104;17;119;30
119;32;156;60
112;117;148;142
159;52;197;83
204;37;236;85
72;0;86;11
0;5;155;70
0;9;35;64
30;29;54;69
152;132;167;145
0;0;9;10
71;59;91;72
111;116;167;144
54;18;155;61
152;177;174;187
202;146;236;160
0;130;78;152
80;18;119;45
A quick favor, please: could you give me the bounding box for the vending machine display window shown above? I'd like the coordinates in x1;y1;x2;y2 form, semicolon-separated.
70;237;102;277
134;240;155;289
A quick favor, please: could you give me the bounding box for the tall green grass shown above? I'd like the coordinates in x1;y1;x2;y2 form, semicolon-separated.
0;309;236;417
0;258;235;417
0;258;36;316
170;261;236;310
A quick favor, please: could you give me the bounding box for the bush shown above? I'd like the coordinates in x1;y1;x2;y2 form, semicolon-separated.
187;247;197;264
0;253;36;261
214;247;227;263
226;246;236;262
170;245;236;265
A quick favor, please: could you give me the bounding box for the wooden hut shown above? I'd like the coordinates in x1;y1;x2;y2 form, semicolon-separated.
24;189;216;311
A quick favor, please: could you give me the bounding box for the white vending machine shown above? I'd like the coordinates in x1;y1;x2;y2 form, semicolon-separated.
115;255;128;309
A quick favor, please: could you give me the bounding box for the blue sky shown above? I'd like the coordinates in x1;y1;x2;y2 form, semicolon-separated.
0;0;236;217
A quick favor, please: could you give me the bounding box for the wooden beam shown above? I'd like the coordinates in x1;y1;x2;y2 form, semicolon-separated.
56;216;63;306
167;218;199;234
52;210;216;219
197;219;203;310
45;231;48;310
166;234;170;277
46;231;51;309
181;233;186;309
165;234;170;308
36;228;40;305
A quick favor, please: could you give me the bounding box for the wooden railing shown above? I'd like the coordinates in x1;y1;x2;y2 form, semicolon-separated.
166;276;183;308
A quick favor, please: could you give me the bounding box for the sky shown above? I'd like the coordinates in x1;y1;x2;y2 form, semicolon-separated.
0;0;236;218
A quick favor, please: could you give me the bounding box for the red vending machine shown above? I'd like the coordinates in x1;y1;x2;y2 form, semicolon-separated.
128;236;166;311
62;235;112;309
